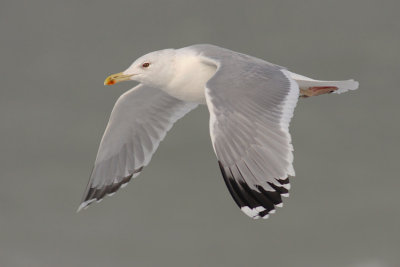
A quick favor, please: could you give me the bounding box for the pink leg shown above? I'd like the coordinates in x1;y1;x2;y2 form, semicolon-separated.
300;86;338;98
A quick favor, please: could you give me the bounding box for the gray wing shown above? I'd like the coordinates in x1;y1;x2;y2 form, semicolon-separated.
196;45;299;219
78;84;197;211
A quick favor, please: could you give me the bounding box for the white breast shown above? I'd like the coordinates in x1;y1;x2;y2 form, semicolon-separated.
162;53;217;104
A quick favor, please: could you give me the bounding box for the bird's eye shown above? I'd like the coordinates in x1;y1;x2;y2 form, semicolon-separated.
142;62;150;68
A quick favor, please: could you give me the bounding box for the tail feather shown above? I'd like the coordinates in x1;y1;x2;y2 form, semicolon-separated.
289;71;359;94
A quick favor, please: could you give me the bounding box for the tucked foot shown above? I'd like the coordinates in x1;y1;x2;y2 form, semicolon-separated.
300;86;338;98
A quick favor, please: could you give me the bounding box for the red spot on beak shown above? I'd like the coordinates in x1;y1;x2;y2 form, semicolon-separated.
105;79;116;85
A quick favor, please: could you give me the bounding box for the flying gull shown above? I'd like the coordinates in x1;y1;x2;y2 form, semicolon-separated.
78;44;358;219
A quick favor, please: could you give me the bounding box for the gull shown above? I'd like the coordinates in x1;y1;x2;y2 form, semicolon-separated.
78;44;358;219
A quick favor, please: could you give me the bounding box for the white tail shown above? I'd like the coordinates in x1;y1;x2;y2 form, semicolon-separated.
289;72;359;94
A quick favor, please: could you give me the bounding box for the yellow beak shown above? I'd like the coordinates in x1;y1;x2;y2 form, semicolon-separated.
104;72;133;85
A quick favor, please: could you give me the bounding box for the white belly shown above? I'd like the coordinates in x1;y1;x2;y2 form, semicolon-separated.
161;55;217;104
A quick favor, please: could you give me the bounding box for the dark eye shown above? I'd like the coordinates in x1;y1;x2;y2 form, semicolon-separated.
142;62;150;68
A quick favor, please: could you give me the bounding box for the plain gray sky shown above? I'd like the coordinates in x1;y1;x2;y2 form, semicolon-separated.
1;0;399;266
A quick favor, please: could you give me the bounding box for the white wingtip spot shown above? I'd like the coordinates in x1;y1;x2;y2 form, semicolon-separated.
282;193;290;197
269;209;276;214
76;204;85;213
77;199;95;213
282;183;291;190
241;206;259;218
255;206;266;212
262;214;270;219
276;203;283;208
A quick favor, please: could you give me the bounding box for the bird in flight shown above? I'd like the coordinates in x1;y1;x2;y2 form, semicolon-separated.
78;44;358;219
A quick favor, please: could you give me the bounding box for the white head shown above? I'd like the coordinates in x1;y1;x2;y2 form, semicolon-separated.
104;49;177;88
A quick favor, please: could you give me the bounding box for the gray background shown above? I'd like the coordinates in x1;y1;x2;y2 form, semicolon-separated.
1;0;399;266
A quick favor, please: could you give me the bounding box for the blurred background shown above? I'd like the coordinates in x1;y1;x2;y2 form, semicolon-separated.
1;0;399;266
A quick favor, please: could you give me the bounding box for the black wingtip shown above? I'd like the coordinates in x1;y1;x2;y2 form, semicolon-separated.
218;160;291;219
77;166;144;212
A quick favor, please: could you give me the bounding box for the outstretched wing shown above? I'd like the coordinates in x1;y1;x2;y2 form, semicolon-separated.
78;84;197;211
196;45;299;219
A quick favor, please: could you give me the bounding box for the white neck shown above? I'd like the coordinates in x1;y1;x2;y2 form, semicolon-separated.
160;50;217;104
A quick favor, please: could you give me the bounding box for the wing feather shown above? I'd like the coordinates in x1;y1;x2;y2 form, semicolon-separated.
194;44;299;219
78;84;197;211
